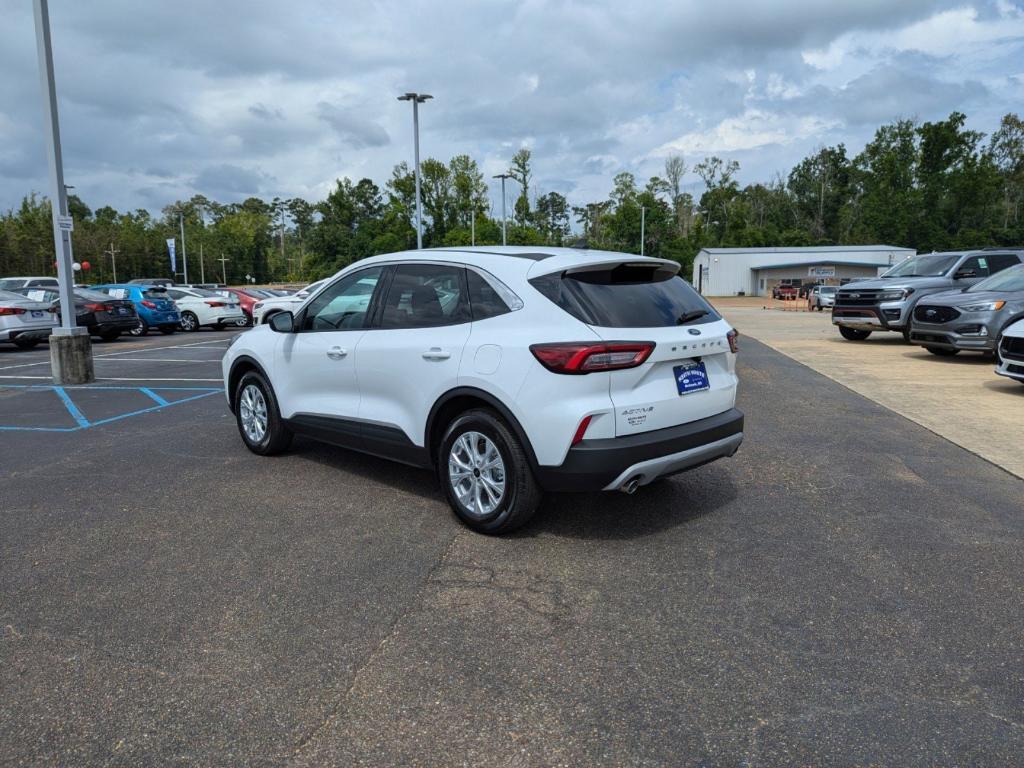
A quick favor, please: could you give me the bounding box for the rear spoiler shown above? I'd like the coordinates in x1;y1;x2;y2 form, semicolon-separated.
528;255;679;279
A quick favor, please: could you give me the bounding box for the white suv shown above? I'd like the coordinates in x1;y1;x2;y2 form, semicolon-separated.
223;247;743;533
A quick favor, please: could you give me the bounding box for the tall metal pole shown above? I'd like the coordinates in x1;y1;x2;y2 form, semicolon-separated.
640;206;646;256
179;211;189;284
218;255;229;285
197;204;206;283
33;0;93;383
493;173;511;246
33;0;75;334
398;93;432;249
471;212;475;246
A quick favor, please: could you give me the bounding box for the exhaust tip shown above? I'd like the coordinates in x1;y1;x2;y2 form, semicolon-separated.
620;476;642;494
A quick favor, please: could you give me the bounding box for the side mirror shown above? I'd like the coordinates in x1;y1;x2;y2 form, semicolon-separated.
954;269;977;279
269;311;296;333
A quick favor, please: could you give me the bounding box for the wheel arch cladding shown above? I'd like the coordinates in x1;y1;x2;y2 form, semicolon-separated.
227;356;269;413
426;387;539;470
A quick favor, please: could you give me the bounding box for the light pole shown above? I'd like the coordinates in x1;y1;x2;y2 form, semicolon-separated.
178;209;189;284
493;173;512;246
218;255;229;285
640;205;646;256
397;92;432;249
33;0;92;383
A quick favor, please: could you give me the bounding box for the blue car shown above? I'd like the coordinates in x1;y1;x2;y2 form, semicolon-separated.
92;284;181;336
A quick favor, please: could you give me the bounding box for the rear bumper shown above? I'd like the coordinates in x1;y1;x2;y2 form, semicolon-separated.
534;408;744;492
2;326;54;341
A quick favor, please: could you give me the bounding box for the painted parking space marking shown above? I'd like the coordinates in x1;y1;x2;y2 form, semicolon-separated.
0;375;223;382
0;384;222;432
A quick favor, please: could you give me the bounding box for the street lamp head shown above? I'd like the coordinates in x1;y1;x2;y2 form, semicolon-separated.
416;94;433;103
398;92;433;102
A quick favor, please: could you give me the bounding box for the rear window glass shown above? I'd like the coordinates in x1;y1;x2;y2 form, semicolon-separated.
530;263;719;328
76;288;113;302
142;289;167;299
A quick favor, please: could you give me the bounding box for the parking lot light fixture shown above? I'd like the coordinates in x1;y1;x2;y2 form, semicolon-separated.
397;92;432;249
493;173;512;246
32;0;93;384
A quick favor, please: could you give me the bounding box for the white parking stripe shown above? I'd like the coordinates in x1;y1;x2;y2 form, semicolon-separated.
0;375;223;382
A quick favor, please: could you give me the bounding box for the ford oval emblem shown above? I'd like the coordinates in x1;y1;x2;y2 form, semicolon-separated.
687;328;701;336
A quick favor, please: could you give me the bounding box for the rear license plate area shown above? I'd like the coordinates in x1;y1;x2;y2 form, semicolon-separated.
674;361;710;396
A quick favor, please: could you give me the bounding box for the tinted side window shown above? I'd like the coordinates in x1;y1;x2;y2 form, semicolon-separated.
166;289;188;299
467;269;511;321
379;264;469;329
958;256;990;278
987;254;1021;274
301;267;383;331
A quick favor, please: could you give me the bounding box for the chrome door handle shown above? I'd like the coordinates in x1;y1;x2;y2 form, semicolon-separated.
422;348;451;361
326;346;348;360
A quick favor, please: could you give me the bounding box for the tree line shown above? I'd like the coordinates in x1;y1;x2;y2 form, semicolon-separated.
1;111;1021;285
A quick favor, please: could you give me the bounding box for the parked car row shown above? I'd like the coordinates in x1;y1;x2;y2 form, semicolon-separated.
830;248;1024;386
0;276;276;347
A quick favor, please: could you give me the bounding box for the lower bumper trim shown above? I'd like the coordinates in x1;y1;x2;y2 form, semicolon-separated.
602;432;744;491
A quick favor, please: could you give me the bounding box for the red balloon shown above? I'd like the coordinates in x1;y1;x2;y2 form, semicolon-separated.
81;261;91;270
53;261;58;269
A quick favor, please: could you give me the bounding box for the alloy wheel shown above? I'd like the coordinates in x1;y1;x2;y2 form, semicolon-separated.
239;384;268;443
448;431;506;518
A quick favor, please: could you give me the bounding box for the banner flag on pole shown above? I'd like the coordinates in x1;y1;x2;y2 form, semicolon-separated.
166;238;177;274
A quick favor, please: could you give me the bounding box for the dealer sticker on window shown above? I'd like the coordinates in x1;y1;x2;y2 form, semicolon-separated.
674;361;710;396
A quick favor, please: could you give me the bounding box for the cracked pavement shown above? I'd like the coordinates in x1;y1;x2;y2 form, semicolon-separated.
1;335;1022;766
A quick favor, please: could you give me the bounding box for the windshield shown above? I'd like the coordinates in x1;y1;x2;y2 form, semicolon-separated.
76;288;114;302
882;254;960;278
819;287;837;294
968;265;1024;292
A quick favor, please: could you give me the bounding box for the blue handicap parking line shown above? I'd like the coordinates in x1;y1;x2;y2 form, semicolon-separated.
0;384;222;432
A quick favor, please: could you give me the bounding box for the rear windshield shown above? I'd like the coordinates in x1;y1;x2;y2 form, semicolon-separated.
530;263;719;328
143;289;168;299
0;289;31;302
76;288;114;302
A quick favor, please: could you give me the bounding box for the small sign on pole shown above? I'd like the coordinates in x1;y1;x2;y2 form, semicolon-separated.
58;215;73;232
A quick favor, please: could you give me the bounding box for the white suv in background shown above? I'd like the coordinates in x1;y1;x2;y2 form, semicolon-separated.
164;286;245;331
251;280;328;325
223;247;743;534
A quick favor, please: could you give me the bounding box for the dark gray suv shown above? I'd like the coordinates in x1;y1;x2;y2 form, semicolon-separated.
831;249;1023;342
908;264;1024;356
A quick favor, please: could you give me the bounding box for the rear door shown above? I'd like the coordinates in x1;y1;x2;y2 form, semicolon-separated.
530;261;737;437
355;262;472;453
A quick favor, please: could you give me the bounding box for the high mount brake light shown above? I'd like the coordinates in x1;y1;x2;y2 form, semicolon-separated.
530;342;655;374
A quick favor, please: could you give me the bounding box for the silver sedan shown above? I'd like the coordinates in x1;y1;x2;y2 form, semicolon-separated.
0;289;56;350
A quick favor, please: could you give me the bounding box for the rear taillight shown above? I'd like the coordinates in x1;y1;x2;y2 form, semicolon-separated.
571;415;593;446
205;300;225;307
530;342;655;374
84;303;110;312
0;307;27;316
141;300;157;309
727;329;739;354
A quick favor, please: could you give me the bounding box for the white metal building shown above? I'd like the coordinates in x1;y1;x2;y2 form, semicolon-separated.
691;245;916;297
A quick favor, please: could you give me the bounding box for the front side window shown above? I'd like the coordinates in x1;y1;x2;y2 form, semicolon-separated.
957;256;990;278
301;267;383;331
379;264;469;329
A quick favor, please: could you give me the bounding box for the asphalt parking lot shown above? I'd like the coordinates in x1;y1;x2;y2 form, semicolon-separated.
2;332;1023;766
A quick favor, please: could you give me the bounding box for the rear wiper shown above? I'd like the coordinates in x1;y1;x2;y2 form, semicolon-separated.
676;309;709;325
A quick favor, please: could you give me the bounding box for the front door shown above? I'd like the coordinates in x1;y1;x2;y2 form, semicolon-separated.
356;263;472;457
274;266;385;434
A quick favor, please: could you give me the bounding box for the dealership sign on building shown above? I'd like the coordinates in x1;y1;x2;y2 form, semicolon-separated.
808;266;836;278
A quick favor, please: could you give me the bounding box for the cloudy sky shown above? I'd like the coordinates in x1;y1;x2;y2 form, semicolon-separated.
1;0;1022;216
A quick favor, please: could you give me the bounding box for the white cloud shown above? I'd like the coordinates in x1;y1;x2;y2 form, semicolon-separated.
654;110;840;155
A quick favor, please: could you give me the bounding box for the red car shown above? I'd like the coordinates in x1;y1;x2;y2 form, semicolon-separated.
772;285;798;300
214;287;272;325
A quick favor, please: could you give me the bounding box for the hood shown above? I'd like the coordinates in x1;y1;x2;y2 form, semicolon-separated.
920;289;1024;307
839;276;955;292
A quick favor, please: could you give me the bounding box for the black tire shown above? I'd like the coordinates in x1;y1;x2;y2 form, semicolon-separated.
98;330;120;342
13;337;40;350
235;371;292;455
901;327;912;344
129;319;149;336
838;326;872;341
159;326;176;335
180;311;200;332
437;408;542;535
925;346;960;357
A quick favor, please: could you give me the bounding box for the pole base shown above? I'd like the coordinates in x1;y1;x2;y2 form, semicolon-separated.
49;330;95;385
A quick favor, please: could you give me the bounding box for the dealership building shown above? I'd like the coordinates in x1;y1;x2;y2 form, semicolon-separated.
691;245;916;297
